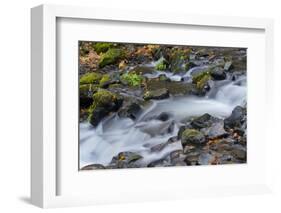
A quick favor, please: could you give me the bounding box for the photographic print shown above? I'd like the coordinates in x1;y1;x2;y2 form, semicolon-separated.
79;42;247;170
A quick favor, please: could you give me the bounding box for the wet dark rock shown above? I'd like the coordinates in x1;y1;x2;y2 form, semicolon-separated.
198;152;216;165
110;152;143;168
88;90;123;127
224;106;246;129
201;120;228;139
183;144;197;154
81;164;105;170
170;150;187;166
191;113;213;129
184;151;200;165
146;79;194;96
210;67;227;80
181;129;206;147
143;88;169;100
150;136;179;152
210;139;235;152
231;145;246;160
137;120;175;137
118;101;142;120
147;155;171;167
156;112;171;121
79;83;99;108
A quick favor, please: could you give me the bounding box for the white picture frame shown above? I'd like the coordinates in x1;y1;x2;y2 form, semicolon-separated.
31;4;274;208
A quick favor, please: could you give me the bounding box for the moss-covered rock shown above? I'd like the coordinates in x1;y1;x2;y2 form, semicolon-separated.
93;42;114;54
80;72;102;84
99;74;111;87
79;84;99;108
169;49;189;73
146;79;194;96
181;129;206;146
192;70;211;90
143;88;169;100
121;72;143;87
98;48;124;68
88;89;123;126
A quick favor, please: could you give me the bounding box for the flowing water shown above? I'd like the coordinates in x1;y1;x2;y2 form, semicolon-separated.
79;68;247;168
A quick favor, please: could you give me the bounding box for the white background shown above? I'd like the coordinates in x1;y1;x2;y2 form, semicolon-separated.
0;0;281;212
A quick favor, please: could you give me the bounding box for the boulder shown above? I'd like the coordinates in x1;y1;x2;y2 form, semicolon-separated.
210;67;227;80
191;113;213;129
110;152;143;168
201;120;228;139
231;145;246;161
181;129;206;146
98;48;124;68
156;112;171;121
88;89;123;126
118;101;142;120
143;88;169;100
224;106;246;129
137;120;175;137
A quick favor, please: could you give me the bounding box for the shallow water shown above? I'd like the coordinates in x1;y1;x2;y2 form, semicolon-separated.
79;73;246;168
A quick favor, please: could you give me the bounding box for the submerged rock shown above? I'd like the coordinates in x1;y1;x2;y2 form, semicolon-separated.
143;88;169;100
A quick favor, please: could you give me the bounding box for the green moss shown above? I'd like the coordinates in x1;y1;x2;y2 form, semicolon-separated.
121;72;142;87
93;89;116;106
155;57;168;71
88;89;117;118
192;70;211;90
98;48;124;68
109;83;123;89
99;74;111;87
93;42;114;54
79;84;98;94
182;129;200;138
80;72;102;84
